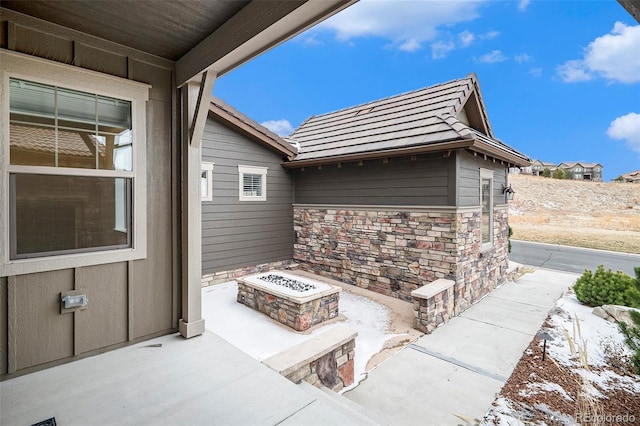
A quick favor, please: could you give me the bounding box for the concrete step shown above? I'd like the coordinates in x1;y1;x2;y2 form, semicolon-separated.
297;381;382;425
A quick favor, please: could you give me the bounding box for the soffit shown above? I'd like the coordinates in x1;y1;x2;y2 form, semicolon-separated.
1;0;249;61
2;1;355;85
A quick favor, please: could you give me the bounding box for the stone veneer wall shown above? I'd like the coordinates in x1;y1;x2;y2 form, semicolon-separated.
236;281;340;331
293;206;509;313
201;259;298;287
284;339;355;392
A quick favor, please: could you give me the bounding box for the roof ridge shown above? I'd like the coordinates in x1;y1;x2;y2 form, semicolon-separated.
296;74;475;123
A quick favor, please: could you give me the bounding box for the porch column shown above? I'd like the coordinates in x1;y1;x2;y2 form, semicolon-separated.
179;71;216;338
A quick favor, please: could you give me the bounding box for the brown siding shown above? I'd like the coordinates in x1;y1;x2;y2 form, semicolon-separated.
1;11;177;378
293;154;454;206
456;150;508;206
9;270;75;372
201;119;294;275
0;277;7;375
74;263;128;354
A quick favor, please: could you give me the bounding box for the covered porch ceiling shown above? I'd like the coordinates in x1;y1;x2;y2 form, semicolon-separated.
1;0;355;86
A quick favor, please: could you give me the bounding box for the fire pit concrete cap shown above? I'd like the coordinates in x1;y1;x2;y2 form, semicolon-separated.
239;270;341;304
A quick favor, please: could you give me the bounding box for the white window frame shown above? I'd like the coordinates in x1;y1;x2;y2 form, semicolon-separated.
238;165;268;202
480;168;494;249
0;50;150;276
201;162;214;202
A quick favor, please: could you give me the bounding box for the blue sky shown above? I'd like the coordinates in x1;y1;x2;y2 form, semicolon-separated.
214;0;640;181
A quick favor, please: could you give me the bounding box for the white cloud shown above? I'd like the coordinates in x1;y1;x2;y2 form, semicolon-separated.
431;40;456;59
398;38;422;52
476;50;507;63
518;0;531;12
515;53;531;63
556;60;592;82
607;112;640;153
318;0;485;51
557;22;640;83
458;30;475;47
529;67;543;78
301;34;324;47
261;119;294;136
482;30;500;40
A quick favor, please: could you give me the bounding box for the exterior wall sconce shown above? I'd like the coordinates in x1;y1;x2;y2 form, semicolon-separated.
60;290;88;314
62;294;88;309
502;184;515;201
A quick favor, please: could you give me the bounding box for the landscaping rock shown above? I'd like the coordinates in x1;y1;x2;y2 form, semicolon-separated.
597;305;640;325
592;306;614;321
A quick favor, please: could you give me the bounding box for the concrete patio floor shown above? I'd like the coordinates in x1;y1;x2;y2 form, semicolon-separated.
1;268;578;426
0;330;375;426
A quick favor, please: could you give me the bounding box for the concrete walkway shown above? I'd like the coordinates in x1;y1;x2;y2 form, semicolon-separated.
344;268;579;425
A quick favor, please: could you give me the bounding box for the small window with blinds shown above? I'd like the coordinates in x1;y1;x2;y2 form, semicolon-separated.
238;165;267;201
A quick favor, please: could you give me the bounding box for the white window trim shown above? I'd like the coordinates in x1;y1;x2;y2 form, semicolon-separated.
0;50;150;276
201;162;214;202
480;168;494;249
238;165;268;202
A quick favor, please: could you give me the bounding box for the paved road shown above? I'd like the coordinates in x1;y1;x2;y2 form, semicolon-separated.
510;240;640;276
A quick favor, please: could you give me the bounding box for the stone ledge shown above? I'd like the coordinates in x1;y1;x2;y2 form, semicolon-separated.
411;279;455;300
263;326;357;377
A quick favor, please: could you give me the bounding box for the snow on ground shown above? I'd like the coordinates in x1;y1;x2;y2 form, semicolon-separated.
546;294;632;369
201;281;402;389
484;290;640;425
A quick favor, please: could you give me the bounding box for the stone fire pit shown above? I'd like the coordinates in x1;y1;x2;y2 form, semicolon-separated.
237;271;340;331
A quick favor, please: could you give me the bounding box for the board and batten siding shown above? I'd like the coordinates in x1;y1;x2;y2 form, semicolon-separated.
1;10;177;377
456;150;508;207
293;154;456;206
201;119;294;275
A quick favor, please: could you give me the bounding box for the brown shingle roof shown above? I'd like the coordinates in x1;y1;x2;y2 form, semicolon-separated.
209;97;297;157
286;73;529;167
10;123;105;158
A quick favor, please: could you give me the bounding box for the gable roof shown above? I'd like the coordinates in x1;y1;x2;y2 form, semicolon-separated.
208;98;297;157
558;162;602;169
284;73;529;168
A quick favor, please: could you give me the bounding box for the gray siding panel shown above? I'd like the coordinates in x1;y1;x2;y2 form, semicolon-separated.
201;119;294;276
293;154;454;206
457;150;508;206
2;12;177;377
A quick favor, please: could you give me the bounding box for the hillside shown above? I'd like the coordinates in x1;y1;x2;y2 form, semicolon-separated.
507;174;640;254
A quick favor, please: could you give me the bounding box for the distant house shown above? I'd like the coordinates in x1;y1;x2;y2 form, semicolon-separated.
202;74;530;314
529;160;557;176
617;170;640;183
557;162;603;182
520;160;603;181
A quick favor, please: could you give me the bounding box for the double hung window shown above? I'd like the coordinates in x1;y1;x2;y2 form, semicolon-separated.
1;51;149;275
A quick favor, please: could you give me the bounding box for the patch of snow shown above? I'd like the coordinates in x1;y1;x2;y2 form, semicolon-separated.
545;294;629;368
201;281;400;390
520;381;574;402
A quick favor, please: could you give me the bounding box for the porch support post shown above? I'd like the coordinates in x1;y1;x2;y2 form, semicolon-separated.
179;71;216;338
